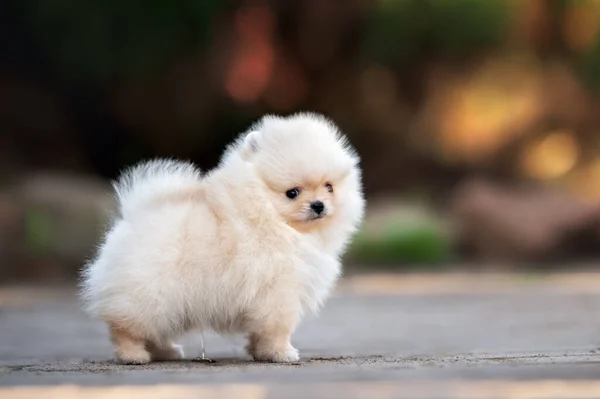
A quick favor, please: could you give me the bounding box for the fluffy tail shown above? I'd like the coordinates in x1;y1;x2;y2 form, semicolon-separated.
113;159;201;219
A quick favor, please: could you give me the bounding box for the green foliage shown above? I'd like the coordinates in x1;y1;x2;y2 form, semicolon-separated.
25;206;53;253
362;0;510;64
349;220;452;266
581;35;600;91
26;1;225;84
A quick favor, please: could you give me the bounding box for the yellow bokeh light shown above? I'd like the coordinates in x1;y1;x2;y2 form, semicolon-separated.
433;58;544;164
521;130;579;180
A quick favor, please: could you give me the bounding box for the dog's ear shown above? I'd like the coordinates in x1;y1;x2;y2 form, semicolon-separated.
241;130;260;160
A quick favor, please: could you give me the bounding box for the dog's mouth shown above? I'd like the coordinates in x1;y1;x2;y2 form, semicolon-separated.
306;213;326;221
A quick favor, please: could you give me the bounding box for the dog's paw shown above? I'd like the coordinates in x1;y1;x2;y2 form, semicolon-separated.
115;349;151;365
250;344;300;363
269;346;300;363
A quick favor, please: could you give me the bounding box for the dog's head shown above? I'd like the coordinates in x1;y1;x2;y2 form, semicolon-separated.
236;112;364;235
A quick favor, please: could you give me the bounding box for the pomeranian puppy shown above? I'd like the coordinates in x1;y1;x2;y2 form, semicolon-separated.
81;112;365;364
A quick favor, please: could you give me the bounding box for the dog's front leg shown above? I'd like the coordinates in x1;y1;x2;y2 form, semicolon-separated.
245;305;300;363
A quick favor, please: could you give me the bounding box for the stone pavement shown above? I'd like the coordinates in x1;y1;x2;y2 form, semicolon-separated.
2;272;600;398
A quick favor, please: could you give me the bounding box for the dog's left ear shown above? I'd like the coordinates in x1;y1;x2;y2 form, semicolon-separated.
241;130;260;161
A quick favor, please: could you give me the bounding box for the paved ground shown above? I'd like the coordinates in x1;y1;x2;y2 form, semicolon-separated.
2;272;600;398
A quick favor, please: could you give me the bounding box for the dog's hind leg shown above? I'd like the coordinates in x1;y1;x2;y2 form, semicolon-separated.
109;324;151;365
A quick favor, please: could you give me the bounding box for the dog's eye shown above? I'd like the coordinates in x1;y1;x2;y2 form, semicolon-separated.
325;183;334;193
286;188;300;199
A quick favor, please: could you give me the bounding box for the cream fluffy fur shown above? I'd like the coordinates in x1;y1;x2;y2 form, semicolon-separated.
81;112;365;364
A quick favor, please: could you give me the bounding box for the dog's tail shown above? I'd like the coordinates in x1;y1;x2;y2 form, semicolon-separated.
113;158;201;220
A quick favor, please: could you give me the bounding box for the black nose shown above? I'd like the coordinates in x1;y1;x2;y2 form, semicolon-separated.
310;201;325;214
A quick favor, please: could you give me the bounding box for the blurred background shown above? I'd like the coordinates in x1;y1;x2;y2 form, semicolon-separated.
2;0;600;282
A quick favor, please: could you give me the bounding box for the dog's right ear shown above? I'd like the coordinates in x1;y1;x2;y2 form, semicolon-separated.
241;130;260;161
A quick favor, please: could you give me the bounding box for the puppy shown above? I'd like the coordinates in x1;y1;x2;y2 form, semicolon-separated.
81;112;365;364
